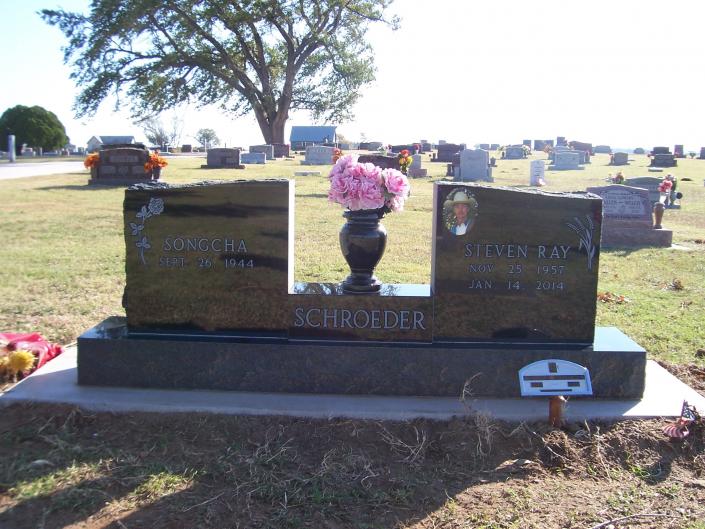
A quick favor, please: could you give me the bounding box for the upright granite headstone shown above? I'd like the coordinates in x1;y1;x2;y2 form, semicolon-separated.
436;143;464;162
7;135;16;163
650;153;677;167
556;136;567;147
89;145;152;185
456;149;493;182
408;154;427;177
594;145;612;154
204;148;244;169
530;160;546;186
250;144;274;160
674;144;685;158
490;143;500;151
586;184;672;247
505;146;524;159
623;176;680;207
534;139;546;151
522;140;532;147
698;147;705;160
302;145;335;165
553;151;581;170
612;152;628;165
123;180;294;333
357;154;398;169
432;183;602;344
272;143;290;158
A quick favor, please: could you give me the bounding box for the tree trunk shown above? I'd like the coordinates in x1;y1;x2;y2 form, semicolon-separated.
253;104;288;145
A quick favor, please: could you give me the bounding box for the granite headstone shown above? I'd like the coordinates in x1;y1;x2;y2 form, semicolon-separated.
122;180;294;333
302;145;336;165
204;148;244;169
530;160;545;186
456;149;493;182
432;183;602;344
89;145;152;185
250;144;274;160
241;152;266;164
586;184;672;247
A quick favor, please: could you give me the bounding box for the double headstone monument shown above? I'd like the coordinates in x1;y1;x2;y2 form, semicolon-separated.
77;180;646;399
455;149;493;182
624;176;682;209
586;185;672;247
272;143;291;158
88;145;154;186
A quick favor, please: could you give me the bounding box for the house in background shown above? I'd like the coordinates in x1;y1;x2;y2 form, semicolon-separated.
86;135;137;152
290;126;337;150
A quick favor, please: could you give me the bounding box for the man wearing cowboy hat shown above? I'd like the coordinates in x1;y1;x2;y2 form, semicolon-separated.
448;190;475;235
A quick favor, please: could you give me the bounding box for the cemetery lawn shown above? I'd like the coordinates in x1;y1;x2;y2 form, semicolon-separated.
1;152;704;527
1;152;703;366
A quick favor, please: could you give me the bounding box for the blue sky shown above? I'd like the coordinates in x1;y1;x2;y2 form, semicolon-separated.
3;0;705;150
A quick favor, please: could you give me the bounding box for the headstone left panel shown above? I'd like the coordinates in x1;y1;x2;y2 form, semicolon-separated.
123;180;294;333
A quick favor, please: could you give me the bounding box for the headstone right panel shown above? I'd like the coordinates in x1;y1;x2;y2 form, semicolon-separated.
432;183;602;344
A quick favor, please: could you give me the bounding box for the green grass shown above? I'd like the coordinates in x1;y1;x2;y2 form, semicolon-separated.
1;151;704;365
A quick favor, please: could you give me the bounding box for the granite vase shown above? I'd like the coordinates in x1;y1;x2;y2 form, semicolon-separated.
340;209;387;294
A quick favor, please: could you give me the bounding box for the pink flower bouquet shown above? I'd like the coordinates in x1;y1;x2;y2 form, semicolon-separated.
328;154;410;213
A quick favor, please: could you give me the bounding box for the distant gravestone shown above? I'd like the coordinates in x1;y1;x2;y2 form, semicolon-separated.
587;185;672;247
490;143;500;150
594;145;612;154
534;139;546;151
250;144;274;160
89;145;153;185
456;149;492;182
650;153;677;167
699;147;705;160
272;143;290;158
421;142;433;152
7;135;16;163
530;160;545;186
505;146;524;159
241;152;266;164
181;144;192;153
408;154;427;178
357;154;398;170
556;136;567;146
652;146;670;155
391;144;416;153
633;148;645;155
553;151;581;170
204;148;244;169
623;176;680;207
302;145;335;165
674;145;685;158
478;143;490;150
522;140;532;147
432;182;602;343
436;143;464;162
122;180;294;333
612;152;628;165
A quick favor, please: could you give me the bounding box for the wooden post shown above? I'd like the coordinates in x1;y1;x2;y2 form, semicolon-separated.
549;396;566;427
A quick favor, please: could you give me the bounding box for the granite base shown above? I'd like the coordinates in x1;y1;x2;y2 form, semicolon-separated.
88;178;157;186
78;319;646;399
601;227;673;248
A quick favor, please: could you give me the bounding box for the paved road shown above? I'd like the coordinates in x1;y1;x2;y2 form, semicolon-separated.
0;161;86;181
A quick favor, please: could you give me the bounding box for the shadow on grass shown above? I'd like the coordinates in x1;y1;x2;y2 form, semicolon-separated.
1;404;702;529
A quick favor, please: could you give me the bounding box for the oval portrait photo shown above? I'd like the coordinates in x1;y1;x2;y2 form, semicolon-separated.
443;188;478;236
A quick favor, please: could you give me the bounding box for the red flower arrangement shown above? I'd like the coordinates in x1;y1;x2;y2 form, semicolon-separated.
332;148;343;163
397;149;412;175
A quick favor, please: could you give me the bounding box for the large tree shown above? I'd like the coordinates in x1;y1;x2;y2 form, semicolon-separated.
0;105;68;155
41;0;398;144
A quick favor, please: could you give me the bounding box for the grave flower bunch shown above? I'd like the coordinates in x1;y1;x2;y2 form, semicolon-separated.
658;178;673;193
144;151;168;173
397;149;412;175
328;154;410;213
83;153;100;168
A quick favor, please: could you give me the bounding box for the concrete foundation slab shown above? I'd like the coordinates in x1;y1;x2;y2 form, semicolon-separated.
1;348;703;421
